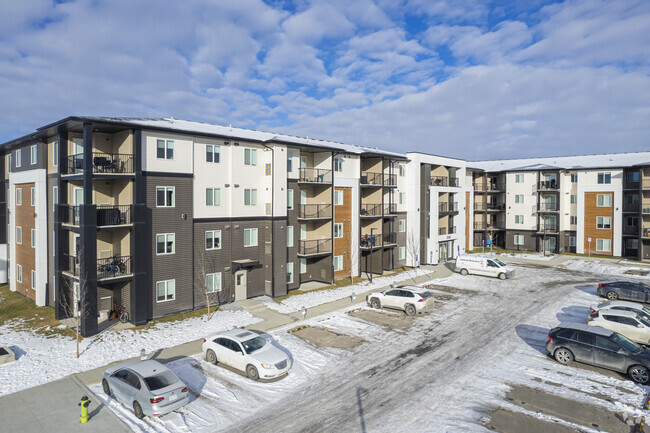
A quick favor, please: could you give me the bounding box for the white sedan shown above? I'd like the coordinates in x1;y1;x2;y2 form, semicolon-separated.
590;300;650;322
202;329;292;380
588;309;650;345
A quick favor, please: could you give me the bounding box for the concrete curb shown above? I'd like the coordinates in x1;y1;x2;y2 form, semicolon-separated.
344;307;362;315
287;325;310;334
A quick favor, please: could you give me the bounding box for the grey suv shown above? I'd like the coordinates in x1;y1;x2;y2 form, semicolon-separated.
546;322;650;383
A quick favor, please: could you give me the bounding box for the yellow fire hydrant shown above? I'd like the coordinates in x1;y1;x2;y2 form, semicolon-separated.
79;395;91;424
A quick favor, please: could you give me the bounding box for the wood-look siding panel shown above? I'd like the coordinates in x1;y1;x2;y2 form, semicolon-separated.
15;183;36;300
334;187;352;280
584;192;613;256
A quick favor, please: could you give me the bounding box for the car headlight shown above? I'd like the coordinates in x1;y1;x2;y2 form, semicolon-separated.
260;363;275;369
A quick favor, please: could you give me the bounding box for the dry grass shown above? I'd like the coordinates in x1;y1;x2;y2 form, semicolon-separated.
135;306;223;330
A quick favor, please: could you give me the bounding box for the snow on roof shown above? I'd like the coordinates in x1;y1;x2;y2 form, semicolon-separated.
469;151;650;172
77;117;405;158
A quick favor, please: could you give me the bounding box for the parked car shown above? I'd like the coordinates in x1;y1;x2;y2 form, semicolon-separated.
455;255;513;279
597;281;650;302
102;360;189;419
590;300;650;322
366;285;435;316
546;322;650;383
202;329;291;381
588;309;650;345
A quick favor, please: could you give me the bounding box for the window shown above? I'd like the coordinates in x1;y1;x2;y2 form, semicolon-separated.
596;238;611;252
31;229;35;248
627;194;639;204
515;215;524;224
514;235;524;246
156;186;175;207
334;223;343;238
287;226;294;247
31;270;36;289
206;273;222;293
597;172;611;184
53;141;58;166
156;279;175;302
399;164;405;177
286;152;293;172
399;192;405;205
286;262;294;283
334;190;343;205
156;233;175;254
300;224;306;240
53;186;58;211
570;173;578;183
300;258;307;274
597;194;611;207
31;187;35;206
16;188;22;206
244;189;257;206
626;238;639;249
156;139;174;159
570;194;577;204
206;144;220;163
596;216;611;229
514;194;524;204
399;219;406;232
515;174;524;183
244;228;258;247
569;236;576;247
205;230;221;250
287;189;294;209
627;217;639;227
16;226;22;244
244;148;257;166
16;149;21;167
334;157;343;172
399;246;405;260
570;216;577;225
333;255;343;271
16;265;22;283
206;188;220;206
30;145;37;164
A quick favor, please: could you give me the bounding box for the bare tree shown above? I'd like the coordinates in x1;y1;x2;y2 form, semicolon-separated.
342;220;358;285
195;242;225;321
406;229;421;282
59;275;88;359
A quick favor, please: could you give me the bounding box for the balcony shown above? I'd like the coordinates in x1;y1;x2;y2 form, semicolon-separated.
62;152;135;176
383;203;397;215
474;222;503;231
360;203;382;217
537;222;558;233
643;228;650;238
643;207;650;215
298;239;332;256
474;203;486;211
60;204;132;227
298;168;332;184
298;204;332;220
623;203;640;213
430;176;459;187
624;180;640;190
97;255;132;280
360;172;383;186
439;202;460;214
383;233;397;246
474;183;486;191
438;227;457;236
62;253;80;276
643;180;650;190
623;226;639;236
486;203;505;212
535;202;559;212
384;174;397;187
536;180;559;191
360;234;381;249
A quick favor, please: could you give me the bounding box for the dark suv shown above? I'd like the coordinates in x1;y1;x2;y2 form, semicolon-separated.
546;322;650;383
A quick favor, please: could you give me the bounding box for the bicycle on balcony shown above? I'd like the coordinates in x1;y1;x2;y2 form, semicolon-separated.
100;256;126;276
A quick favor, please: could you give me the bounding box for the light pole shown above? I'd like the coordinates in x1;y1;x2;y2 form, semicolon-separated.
369;228;376;283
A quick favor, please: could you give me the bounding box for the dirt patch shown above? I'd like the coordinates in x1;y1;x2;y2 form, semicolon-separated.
423;284;476;295
349;309;414;331
291;326;364;349
483;408;579;433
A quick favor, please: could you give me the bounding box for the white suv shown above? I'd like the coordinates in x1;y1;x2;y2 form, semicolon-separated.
366;285;435;316
588;309;650;345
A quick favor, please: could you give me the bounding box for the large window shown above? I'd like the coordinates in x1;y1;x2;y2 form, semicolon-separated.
206;273;222;293
206;144;220;163
570;194;577;204
244;148;257;166
16;265;22;283
570;216;577;225
244;189;257;206
205;230;221;250
16;188;22;206
596;216;611;229
515;215;524;224
597;194;611;207
300;258;307;274
287;152;293;172
156;279;175;302
16;149;22;167
31;145;37;165
514;194;524;204
334;223;343;238
53;141;58;166
206;188;220;206
334;157;343;172
31;270;36;289
514;235;524;245
333;255;343;271
570;173;578;183
597;172;611;184
31;187;35;206
156;187;175;207
16;226;22;244
244;228;258;247
515;174;524;183
399;164;405;177
53;186;58;211
399;219;406;232
31;229;35;248
287;226;294;247
287;189;294;209
156;233;175;254
286;262;294;284
334;190;343;205
596;238;611;252
569;236;576;247
627;194;639;204
399;192;405;205
156;139;174;159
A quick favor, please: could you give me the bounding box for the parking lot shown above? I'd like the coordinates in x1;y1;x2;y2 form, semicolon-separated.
90;261;650;432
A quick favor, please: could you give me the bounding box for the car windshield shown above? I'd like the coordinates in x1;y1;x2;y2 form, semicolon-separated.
611;332;642;354
418;291;434;299
493;258;506;267
643;306;650;316
144;370;178;391
640;316;650;327
241;336;266;354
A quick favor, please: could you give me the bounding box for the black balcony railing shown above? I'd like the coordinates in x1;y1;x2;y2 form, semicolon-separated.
623;226;639;235
643;228;650;238
623;204;640;213
438;227;446;235
298;239;332;255
643;207;650;214
62;152;134;175
642;180;650;190
538;222;558;232
474;222;486;230
63;154;84;175
439;202;460;213
384;203;397;214
97;255;132;279
537;180;559;190
62;253;80;276
474;203;486;210
383;233;397;245
360;234;379;248
537;202;559;212
60;205;80;225
299;168;332;184
97;205;132;226
487;203;505;211
360;172;382;186
360;203;382;217
430;176;447;186
624;181;640;190
384;174;397;186
298;204;332;219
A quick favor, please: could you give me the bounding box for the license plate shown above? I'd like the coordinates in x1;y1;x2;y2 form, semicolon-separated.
169;394;177;401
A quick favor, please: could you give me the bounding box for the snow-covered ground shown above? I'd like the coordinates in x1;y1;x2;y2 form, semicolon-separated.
494;252;557;261
561;258;650;277
0;310;261;397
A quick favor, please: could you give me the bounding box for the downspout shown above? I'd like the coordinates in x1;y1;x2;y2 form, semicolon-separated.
261;141;274;295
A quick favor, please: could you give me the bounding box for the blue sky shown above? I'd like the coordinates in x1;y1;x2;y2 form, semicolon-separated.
0;0;648;160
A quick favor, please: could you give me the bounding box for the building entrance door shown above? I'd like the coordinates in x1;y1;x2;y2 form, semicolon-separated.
235;271;247;301
439;242;448;262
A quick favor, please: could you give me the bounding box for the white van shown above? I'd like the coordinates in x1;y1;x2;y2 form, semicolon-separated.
455;255;513;280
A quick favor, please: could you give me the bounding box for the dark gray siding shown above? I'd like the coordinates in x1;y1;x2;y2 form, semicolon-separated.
231;219;268;298
559;230;576;253
361;249;383;276
504;229;536;251
47;174;57;307
286;181;300;290
10;141;46;173
304;255;332;283
194;221;235;306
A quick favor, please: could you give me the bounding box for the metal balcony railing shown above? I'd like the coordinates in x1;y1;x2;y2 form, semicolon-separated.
360;203;382;217
97;205;132;226
643;228;650;238
383;174;397;186
360;234;379;248
62;152;134;175
487;203;505;211
623;226;639;235
623;204;640;213
298;204;332;219
537;202;559;212
474;203;486;210
439;202;460;213
643;207;650;214
536;180;559;191
97;255;132;279
538;222;558;232
298;168;332;184
474;222;486;230
62;253;80;276
474;183;486;191
384;203;397;214
383;233;397;245
298;239;332;255
487;183;502;191
360;172;383;186
624;180;640;189
60;205;80;225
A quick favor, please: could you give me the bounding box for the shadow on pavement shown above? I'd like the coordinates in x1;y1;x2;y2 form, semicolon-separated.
555;306;590;324
515;324;550;355
574;284;598;295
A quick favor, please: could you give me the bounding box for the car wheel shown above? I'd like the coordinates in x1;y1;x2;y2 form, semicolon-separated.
460;268;468;276
554;348;574;365
629;365;650;384
370;298;381;309
498;273;506;280
119;311;129;323
246;364;260;381
405;304;416;316
206;349;217;365
606;291;619;300
102;379;111;396
133;401;145;419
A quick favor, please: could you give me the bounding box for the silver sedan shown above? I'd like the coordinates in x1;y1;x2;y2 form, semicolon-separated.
102;359;189;419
